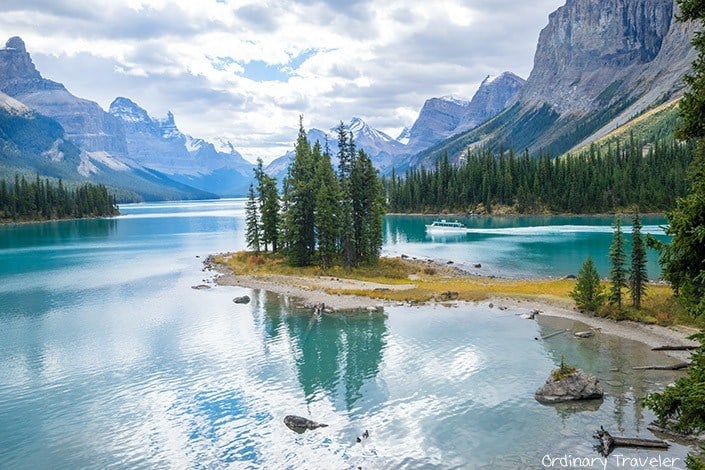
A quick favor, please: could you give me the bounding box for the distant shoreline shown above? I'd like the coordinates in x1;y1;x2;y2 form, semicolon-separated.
0;214;119;227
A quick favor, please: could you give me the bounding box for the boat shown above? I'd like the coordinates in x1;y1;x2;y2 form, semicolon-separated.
425;219;469;234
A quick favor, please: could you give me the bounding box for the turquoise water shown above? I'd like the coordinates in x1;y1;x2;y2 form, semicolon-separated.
384;214;669;279
0;200;691;468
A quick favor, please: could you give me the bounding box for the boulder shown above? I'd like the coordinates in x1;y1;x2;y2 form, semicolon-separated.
535;369;604;403
284;415;328;433
233;295;251;304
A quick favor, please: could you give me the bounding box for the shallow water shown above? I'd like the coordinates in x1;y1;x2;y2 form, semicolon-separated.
0;200;691;468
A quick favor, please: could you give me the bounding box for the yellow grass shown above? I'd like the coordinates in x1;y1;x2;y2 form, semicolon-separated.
214;251;700;328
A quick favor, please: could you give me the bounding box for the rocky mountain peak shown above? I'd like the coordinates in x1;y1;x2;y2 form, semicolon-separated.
0;36;60;95
109;97;151;123
158;111;181;140
405;71;524;151
6;37;26;52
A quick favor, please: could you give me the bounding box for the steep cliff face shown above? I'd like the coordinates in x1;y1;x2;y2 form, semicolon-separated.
413;0;696;165
522;0;675;112
405;72;525;153
0;37;128;157
458;72;527;131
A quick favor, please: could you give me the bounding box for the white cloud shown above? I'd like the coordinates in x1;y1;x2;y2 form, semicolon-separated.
0;0;566;162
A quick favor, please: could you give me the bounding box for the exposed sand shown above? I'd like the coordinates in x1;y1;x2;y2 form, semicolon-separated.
212;267;415;312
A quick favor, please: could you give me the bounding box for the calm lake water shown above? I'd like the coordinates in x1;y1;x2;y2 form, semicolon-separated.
0;200;691;468
384;214;669;279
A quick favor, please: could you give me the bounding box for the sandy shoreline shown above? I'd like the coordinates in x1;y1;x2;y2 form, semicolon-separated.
208;255;699;359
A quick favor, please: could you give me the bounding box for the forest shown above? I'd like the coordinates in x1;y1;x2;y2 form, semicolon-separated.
0;174;119;222
386;131;693;214
246;120;385;268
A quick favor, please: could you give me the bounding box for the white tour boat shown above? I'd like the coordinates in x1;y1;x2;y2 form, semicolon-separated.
425;219;469;234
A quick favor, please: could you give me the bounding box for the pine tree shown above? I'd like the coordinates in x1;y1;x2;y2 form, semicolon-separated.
570;257;604;312
282;117;316;266
608;214;627;312
337;123;356;268
254;158;280;252
629;209;648;309
654;0;705;318
314;145;340;269
245;183;261;252
644;6;705;460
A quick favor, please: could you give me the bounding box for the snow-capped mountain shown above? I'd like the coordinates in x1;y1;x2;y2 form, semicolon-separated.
0;37;217;201
109;97;253;196
265;117;407;180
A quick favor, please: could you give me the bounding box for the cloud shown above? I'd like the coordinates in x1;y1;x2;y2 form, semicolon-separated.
0;0;566;162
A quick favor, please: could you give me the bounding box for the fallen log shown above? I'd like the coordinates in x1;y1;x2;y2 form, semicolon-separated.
632;362;690;371
535;329;569;341
652;345;698;351
594;427;669;456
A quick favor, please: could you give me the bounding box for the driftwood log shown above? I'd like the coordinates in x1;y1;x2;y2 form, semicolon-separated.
632;362;690;371
652;345;698;351
535;329;569;341
594;427;669;456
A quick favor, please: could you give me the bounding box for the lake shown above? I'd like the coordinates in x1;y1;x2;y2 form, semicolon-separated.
0;200;690;468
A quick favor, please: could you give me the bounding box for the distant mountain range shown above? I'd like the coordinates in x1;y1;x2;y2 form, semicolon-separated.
0;37;249;201
0;0;694;199
265;74;524;178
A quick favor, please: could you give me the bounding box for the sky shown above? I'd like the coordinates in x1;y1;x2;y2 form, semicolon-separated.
0;0;565;163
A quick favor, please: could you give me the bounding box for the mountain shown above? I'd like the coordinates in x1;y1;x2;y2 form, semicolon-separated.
413;0;696;165
265;118;406;179
0;37;216;201
404;72;525;153
0;37;127;158
0;99;217;201
109;97;253;196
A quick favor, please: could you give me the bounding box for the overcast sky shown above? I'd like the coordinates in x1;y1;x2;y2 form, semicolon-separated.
0;0;565;163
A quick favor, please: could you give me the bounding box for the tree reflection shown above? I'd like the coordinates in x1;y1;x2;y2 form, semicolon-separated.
272;306;388;411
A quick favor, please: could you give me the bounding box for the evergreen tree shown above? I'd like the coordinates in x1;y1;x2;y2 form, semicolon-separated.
608;215;627;312
245;183;261;252
314;145;340;269
654;0;705;318
629;209;648;309
570;257;604;312
336;122;356;268
282;118;316;266
644;6;705;465
254;158;280;252
0;175;118;222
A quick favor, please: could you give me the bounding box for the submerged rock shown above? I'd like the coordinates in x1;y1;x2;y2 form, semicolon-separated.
574;330;594;338
191;284;211;290
233;295;251;304
535;369;604;403
283;415;328;433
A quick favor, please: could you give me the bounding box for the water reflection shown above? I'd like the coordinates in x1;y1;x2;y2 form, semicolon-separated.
535;317;682;431
257;295;388;411
0;218;118;251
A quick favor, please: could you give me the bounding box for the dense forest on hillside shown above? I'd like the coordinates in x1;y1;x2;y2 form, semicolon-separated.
387;130;692;214
0;174;119;222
